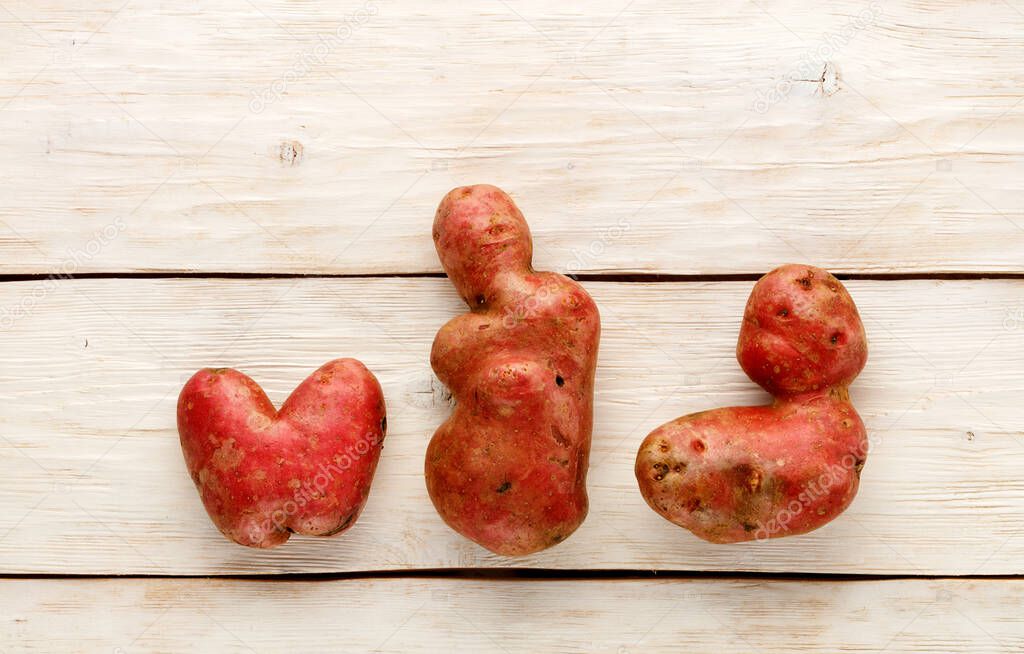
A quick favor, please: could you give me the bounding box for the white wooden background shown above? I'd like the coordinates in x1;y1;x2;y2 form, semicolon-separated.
2;1;1023;652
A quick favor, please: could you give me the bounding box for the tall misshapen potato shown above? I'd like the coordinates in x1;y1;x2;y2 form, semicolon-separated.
636;264;868;543
427;184;601;556
177;359;387;548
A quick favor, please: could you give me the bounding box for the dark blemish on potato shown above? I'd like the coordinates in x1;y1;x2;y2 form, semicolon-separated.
475;294;486;306
658;441;669;453
842;419;852;428
777;308;789;317
652;462;669;481
551;425;570;447
691;439;707;454
672;463;684;473
555;375;564;387
550;533;564;543
478;323;491;330
830;332;842;345
797;276;812;289
854;458;865;474
742;522;757;532
829;386;850;402
496;481;512;493
685;497;702;512
734;463;762;493
380;416;387;433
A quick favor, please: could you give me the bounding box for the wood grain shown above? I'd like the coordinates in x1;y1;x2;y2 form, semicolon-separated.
1;1;1022;275
2;577;1022;652
0;277;1021;575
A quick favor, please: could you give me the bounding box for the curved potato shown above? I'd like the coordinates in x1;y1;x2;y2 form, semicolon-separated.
426;185;601;556
637;264;868;543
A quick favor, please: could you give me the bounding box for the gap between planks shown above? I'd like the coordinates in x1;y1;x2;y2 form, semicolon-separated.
2;271;1024;284
2;570;1024;583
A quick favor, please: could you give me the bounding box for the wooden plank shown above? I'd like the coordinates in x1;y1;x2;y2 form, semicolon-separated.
1;1;1023;275
0;277;1021;575
2;577;1022;652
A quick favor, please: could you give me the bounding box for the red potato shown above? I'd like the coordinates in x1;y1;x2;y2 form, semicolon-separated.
636;264;868;543
427;185;601;556
177;359;386;548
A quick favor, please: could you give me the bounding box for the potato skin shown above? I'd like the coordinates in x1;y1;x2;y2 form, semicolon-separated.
427;185;601;556
636;264;868;543
738;264;867;395
177;359;386;548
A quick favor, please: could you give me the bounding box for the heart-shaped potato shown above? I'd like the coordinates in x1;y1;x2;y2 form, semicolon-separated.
177;359;387;548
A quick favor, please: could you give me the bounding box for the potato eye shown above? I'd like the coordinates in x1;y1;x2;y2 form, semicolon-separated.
555;375;565;387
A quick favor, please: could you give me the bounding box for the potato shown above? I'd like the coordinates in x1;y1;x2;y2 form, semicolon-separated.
177;359;387;548
426;185;601;556
636;264;868;543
